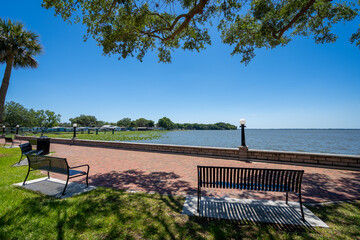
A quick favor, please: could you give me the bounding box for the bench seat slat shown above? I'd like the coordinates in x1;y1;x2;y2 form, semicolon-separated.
43;167;85;176
200;181;294;192
69;169;87;176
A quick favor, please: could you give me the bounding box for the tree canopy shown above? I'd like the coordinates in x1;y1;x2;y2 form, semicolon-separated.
42;0;359;64
69;114;98;127
133;118;155;127
117;117;132;127
3;101;61;128
157;117;176;130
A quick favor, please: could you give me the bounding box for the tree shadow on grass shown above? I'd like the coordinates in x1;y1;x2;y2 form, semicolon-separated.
306;200;360;239
0;186;325;240
4;167;358;239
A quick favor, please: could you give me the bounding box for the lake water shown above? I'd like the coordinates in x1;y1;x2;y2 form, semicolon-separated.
132;129;360;156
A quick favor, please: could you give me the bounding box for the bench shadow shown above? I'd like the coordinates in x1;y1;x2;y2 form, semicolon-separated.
197;200;315;229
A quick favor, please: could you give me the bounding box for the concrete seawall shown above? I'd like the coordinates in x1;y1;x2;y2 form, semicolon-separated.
16;135;360;170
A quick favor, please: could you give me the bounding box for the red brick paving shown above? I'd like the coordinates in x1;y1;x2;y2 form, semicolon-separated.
4;140;360;203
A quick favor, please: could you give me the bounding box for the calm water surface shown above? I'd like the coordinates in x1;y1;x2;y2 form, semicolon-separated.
132;129;360;155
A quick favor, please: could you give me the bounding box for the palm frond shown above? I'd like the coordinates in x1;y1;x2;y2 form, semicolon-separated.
0;18;43;68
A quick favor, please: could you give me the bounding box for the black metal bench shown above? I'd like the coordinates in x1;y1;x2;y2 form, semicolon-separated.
18;143;43;164
197;166;305;221
3;137;21;148
24;154;90;195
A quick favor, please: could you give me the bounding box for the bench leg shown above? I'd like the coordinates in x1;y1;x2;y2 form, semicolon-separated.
23;167;30;185
85;165;90;188
62;176;69;195
299;193;305;222
18;153;24;164
197;186;201;214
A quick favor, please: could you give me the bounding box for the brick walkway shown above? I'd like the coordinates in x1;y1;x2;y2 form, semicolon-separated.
45;143;359;203
5;140;360;203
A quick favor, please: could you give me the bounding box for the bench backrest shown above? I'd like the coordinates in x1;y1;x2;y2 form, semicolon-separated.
29;139;37;146
5;137;13;142
26;154;70;174
197;166;304;194
20;143;33;153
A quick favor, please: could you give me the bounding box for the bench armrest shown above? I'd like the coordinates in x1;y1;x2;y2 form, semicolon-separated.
70;164;90;174
24;149;43;155
70;164;89;169
69;164;90;176
36;150;44;155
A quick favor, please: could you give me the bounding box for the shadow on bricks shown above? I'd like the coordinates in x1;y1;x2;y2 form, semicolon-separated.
90;169;198;196
302;171;360;203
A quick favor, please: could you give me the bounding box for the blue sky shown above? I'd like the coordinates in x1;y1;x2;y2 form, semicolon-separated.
1;1;360;128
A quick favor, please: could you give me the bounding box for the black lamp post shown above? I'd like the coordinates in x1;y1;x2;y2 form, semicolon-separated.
73;123;77;138
2;125;5;135
240;119;246;147
16;125;19;135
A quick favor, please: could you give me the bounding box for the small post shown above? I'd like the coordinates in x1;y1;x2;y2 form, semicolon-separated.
240;119;246;147
96;128;98;135
2;125;5;136
16;125;19;135
112;129;115;134
73;123;77;139
88;129;90;134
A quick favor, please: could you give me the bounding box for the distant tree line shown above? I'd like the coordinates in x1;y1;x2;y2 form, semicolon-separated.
67;115;155;128
71;116;236;130
3;102;237;130
177;122;237;130
156;117;237;130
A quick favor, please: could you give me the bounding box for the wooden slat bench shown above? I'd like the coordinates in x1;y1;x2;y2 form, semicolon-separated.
24;154;90;195
197;166;305;221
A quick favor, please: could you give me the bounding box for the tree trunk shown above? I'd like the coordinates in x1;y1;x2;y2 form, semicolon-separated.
0;55;14;124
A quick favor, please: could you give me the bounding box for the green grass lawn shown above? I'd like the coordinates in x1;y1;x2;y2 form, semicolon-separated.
1;147;360;239
18;130;167;142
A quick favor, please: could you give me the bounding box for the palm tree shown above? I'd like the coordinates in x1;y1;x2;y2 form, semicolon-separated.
0;18;42;123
